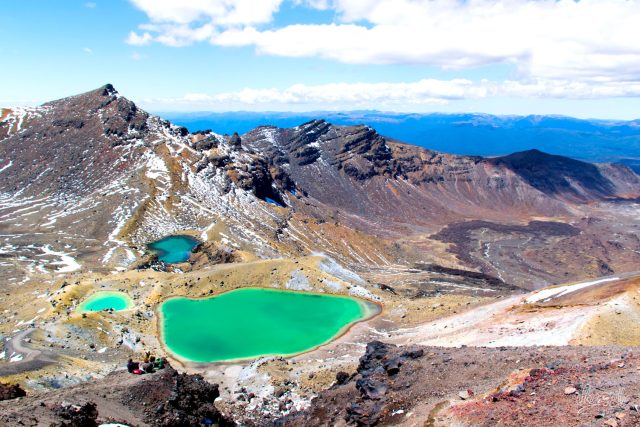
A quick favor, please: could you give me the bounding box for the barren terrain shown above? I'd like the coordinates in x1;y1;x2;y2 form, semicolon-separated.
1;85;640;426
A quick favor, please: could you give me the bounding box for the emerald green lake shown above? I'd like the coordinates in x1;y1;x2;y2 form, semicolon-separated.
148;235;200;264
159;288;378;362
78;291;133;312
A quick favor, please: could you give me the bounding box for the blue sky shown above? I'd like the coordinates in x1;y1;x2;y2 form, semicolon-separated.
2;0;640;119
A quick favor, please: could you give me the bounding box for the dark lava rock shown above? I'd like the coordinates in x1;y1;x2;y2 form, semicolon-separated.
335;371;350;385
125;365;234;427
346;400;387;426
208;153;231;168
277;341;430;426
229;132;242;148
383;357;403;376
400;349;425;360
376;284;397;295
0;383;26;401
50;401;98;427
358;341;389;375
195;135;219;151
356;378;388;400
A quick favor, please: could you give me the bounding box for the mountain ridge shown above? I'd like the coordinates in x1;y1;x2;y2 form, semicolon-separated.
2;84;640;289
163;110;640;169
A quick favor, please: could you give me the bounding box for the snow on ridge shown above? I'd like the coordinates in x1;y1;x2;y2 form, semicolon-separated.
258;127;280;148
145;152;170;182
0;160;13;174
524;277;620;304
146;115;196;155
40;245;81;273
1;106;49;136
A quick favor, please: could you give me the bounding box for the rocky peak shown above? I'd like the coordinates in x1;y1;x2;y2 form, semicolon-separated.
287;120;330;165
100;83;118;97
332;124;395;180
40;84;149;141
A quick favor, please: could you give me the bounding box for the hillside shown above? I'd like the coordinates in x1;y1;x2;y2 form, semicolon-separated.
2;85;640;425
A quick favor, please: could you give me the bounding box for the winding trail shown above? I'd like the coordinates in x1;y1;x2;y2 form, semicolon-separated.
0;329;58;377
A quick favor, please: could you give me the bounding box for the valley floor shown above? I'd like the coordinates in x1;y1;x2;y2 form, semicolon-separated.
0;268;639;426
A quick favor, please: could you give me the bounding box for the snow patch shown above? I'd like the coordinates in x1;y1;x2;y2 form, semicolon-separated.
40;245;81;273
0;160;13;174
524;277;620;304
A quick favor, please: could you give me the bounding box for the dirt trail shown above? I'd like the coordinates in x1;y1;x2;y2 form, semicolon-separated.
0;329;58;377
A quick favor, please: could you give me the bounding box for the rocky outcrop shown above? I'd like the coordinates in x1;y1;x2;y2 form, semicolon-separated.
229;132;242;148
50;402;99;427
189;241;237;269
225;153;289;205
125;365;233;427
278;341;425;426
194;134;219;151
0;383;26;401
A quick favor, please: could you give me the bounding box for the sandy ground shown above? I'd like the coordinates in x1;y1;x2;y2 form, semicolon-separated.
388;274;640;349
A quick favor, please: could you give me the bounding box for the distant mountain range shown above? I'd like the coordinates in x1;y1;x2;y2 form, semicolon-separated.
161;111;640;171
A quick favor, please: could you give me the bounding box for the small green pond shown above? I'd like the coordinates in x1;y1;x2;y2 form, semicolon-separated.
159;288;378;362
78;291;133;312
148;235;200;264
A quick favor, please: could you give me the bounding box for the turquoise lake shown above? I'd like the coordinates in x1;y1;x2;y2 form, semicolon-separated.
159;288;379;362
148;235;200;264
78;291;133;312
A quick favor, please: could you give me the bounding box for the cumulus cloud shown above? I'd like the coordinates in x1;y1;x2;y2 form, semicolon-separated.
129;0;282;25
126;31;153;46
215;0;640;82
126;0;640;89
144;78;640;111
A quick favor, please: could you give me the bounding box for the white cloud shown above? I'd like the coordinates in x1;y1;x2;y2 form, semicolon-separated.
144;78;640;111
217;0;640;82
85;2;97;8
127;0;640;85
82;47;93;54
128;0;283;25
126;31;153;46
